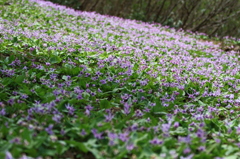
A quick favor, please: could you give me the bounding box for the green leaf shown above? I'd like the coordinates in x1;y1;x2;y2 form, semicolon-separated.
62;75;69;81
139;147;153;158
12;36;18;43
79;58;87;64
33;136;47;147
222;144;239;156
0;142;12;152
198;100;206;106
66;140;88;153
2;78;13;86
54;142;68;154
170;127;187;136
0;92;7;100
134;134;148;145
41;149;57;156
64;63;73;69
224;155;239;159
24;148;38;156
112;88;124;93
206;143;219;154
100;99;110;109
82;92;90;99
15;75;25;84
84;139;102;159
21;128;32;143
49;55;62;64
0;0;8;5
4;56;9;63
152;99;166;113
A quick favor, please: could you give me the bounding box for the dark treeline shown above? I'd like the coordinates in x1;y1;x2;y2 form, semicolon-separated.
48;0;240;39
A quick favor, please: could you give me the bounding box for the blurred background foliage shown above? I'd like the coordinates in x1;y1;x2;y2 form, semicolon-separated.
47;0;240;39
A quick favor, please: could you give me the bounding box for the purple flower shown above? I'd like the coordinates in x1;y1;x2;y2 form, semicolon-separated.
5;151;13;159
65;103;75;115
53;89;60;96
178;135;192;144
188;94;195;99
29;47;35;52
21;94;28;99
173;122;179;128
85;105;93;116
121;94;132;100
95;71;102;76
130;123;138;131
91;129;103;139
12;91;18;95
10;137;21;144
196;129;206;142
149;102;156;107
80;129;87;136
55;97;61;103
119;131;129;142
143;107;150;112
65;80;72;87
104;112;114;122
149;138;163;145
183;147;191;154
146;117;151;123
180;154;194;159
162;103;169;107
107;76;114;82
108;132;118;140
1;69;15;76
86;89;91;93
126;143;134;151
134;109;143;117
0;102;4;107
100;79;107;84
162;123;171;136
0;108;6;116
7;99;14;105
215;138;221;143
236;126;240;135
235;142;240;148
108;132;118;145
50;73;58;80
139;80;148;86
77;94;83;100
60;129;65;135
198;146;205;151
123;103;131;115
52;114;62;123
45;124;54;135
58;83;65;88
229;94;234;99
74;87;83;94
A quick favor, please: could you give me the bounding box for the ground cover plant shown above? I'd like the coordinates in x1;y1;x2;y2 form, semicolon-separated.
0;0;240;159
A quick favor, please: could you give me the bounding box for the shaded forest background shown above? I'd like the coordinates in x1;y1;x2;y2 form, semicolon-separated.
47;0;240;39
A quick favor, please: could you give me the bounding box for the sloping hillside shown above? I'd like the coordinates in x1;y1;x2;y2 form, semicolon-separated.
0;0;240;159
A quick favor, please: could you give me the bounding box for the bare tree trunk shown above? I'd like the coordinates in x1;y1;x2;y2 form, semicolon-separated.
154;0;167;22
181;0;201;29
161;1;178;23
145;0;152;20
